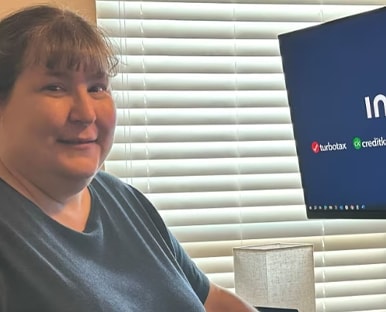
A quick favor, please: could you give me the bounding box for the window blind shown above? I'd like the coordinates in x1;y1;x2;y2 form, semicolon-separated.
96;1;386;311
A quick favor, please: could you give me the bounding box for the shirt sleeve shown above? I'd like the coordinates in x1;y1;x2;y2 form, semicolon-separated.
167;229;210;304
130;186;210;304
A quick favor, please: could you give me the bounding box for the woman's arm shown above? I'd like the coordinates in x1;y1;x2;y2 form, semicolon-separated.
204;282;257;312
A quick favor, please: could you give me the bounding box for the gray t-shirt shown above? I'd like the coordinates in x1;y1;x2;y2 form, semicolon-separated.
0;171;209;311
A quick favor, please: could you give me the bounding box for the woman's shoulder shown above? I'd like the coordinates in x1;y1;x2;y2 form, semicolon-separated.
90;170;149;207
91;170;132;192
90;170;170;239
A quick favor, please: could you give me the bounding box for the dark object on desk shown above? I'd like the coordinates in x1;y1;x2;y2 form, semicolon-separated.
255;307;299;312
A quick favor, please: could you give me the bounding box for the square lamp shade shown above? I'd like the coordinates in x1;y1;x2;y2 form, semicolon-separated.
233;243;316;312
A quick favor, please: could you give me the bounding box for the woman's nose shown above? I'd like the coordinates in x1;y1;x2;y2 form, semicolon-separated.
69;90;96;125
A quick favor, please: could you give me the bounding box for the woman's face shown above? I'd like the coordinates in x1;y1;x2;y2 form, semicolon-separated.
0;64;116;184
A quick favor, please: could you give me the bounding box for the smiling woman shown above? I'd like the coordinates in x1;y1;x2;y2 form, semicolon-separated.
0;4;118;209
0;4;256;312
0;65;116;192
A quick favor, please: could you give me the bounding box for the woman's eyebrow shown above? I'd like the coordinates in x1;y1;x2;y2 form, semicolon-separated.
89;71;108;80
42;69;108;80
43;69;69;78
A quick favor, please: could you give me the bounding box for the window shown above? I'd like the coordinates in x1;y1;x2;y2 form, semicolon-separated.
96;1;386;311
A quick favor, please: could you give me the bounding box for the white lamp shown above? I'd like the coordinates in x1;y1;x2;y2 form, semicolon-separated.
233;243;316;312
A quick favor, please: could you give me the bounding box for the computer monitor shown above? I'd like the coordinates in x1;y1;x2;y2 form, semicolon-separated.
278;6;386;219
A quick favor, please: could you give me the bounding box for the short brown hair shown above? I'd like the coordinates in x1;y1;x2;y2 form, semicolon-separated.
0;5;118;101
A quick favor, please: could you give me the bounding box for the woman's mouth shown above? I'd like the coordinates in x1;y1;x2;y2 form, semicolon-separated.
57;139;97;145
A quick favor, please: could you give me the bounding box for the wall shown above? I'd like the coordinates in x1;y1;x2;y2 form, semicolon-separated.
0;0;96;22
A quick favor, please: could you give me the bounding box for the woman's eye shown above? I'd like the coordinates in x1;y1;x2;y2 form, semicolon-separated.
44;85;64;92
89;85;108;93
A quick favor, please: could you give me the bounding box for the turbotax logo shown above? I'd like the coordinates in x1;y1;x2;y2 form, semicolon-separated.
311;141;347;154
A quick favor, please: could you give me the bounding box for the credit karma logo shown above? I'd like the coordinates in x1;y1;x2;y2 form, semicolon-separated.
311;141;347;154
352;136;386;149
353;137;362;150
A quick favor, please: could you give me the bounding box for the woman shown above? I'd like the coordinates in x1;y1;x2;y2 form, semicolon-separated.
0;5;256;312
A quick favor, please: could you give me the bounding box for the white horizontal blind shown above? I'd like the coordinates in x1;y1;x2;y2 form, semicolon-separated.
96;1;386;311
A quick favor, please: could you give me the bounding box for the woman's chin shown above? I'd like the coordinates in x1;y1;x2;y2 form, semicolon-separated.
58;159;101;181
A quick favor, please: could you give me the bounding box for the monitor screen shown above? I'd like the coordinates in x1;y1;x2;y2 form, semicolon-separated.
278;7;386;219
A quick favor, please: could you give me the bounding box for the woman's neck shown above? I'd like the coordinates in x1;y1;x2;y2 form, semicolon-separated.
0;159;92;231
